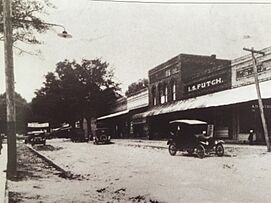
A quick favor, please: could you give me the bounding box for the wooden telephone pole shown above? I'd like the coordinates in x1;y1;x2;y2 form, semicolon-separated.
3;0;17;177
243;47;270;152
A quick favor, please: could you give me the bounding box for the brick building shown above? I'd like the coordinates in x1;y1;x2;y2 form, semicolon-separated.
142;53;231;139
134;48;271;142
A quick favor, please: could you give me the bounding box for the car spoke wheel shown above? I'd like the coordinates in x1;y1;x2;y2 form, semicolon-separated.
168;143;177;156
215;143;224;157
196;144;205;159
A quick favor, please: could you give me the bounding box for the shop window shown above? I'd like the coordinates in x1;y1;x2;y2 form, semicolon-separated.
239;108;255;133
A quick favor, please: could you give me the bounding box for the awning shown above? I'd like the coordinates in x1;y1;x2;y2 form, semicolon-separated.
135;80;271;118
97;109;129;120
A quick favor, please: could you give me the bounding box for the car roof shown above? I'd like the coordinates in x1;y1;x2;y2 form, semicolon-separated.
169;119;207;125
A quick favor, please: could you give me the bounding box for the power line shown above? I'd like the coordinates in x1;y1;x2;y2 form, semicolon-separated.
89;0;271;5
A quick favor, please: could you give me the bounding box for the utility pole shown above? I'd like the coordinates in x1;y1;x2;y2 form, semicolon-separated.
243;47;270;152
3;0;17;177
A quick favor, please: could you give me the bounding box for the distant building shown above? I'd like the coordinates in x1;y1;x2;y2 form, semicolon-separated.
96;96;128;138
230;46;271;142
97;88;149;138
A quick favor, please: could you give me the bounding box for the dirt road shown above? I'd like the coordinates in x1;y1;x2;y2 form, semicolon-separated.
8;140;271;202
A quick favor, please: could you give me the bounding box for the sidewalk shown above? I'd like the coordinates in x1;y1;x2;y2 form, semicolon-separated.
0;144;7;203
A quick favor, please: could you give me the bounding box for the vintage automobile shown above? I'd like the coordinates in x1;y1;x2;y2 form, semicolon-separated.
50;125;72;139
70;128;88;142
25;122;49;146
25;130;47;146
167;119;224;158
93;128;110;144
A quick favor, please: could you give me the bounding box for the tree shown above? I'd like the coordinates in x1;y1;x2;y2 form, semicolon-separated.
0;92;30;134
125;78;149;97
0;0;54;53
31;58;120;127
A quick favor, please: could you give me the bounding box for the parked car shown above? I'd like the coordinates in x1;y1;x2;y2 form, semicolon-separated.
25;130;47;146
167;119;224;158
25;122;49;146
93;128;110;144
50;126;72;139
70;128;88;142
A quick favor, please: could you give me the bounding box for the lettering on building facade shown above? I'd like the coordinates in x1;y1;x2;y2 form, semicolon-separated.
236;63;266;80
187;77;224;93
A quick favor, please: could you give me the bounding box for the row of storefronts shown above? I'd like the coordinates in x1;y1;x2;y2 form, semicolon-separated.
97;46;271;143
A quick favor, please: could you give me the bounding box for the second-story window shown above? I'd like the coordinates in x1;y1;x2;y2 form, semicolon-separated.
159;84;168;104
159;85;165;104
165;86;168;103
165;69;171;77
152;86;157;105
172;82;176;101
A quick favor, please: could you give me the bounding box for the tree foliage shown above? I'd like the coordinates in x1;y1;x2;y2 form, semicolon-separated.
125;78;149;97
0;0;54;45
31;58;120;126
0;92;30;134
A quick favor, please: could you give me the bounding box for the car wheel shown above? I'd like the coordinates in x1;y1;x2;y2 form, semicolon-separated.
168;143;177;156
196;144;205;159
215;143;224;157
187;149;194;155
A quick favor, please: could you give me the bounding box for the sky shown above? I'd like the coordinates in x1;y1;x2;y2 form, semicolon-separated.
1;0;271;102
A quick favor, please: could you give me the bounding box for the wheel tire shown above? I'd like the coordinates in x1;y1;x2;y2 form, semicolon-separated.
215;143;224;157
187;149;194;155
196;144;205;159
168;143;177;156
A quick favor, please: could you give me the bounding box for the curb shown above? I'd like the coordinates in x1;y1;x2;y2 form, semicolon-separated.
27;145;68;175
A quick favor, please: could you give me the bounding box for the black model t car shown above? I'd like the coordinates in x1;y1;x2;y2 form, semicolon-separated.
93;128;110;144
25;130;47;146
25;122;49;146
167;119;224;158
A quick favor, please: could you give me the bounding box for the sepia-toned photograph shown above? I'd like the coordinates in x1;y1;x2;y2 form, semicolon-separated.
1;0;271;202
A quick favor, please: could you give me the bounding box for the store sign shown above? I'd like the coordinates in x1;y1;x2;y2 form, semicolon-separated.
251;104;271;109
187;77;224;93
236;64;265;80
27;122;49;128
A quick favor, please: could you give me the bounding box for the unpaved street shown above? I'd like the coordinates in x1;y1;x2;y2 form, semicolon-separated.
8;139;271;203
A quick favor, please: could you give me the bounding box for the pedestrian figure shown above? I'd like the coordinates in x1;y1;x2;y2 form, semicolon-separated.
248;129;254;145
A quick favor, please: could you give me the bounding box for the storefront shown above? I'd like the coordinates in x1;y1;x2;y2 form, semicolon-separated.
231;47;271;142
97;109;129;138
133;79;271;141
128;89;149;138
96;88;149;138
